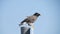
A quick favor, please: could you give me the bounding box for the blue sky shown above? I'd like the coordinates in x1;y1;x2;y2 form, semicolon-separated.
0;0;60;34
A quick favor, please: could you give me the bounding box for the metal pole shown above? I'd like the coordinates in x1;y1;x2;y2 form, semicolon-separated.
21;27;30;34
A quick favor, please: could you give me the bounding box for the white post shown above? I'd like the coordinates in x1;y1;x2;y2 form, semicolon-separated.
20;23;34;34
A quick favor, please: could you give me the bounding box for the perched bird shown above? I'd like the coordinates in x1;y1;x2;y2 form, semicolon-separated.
19;13;40;26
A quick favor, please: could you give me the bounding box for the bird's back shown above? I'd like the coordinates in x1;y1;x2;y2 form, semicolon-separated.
26;16;37;23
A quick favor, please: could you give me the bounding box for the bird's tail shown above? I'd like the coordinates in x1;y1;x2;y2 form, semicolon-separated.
19;20;25;26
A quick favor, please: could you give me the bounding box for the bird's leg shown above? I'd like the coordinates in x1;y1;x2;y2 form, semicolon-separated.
28;24;31;26
28;23;34;29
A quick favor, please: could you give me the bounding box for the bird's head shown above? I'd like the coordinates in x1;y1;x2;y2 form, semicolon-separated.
33;12;41;17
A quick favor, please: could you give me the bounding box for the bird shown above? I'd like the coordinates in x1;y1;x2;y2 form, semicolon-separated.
19;12;41;26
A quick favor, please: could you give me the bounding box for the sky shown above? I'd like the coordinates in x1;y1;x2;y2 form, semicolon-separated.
0;0;60;34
